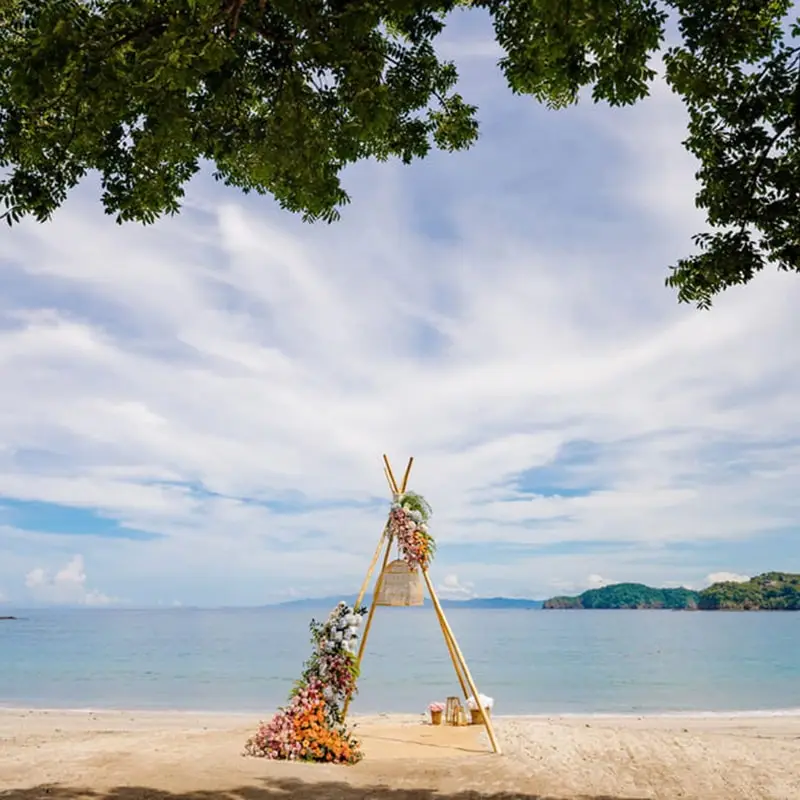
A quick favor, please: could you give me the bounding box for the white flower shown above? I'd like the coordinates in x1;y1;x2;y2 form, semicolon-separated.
466;693;494;710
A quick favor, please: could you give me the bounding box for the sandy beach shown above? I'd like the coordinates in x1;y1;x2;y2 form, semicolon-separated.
1;708;799;800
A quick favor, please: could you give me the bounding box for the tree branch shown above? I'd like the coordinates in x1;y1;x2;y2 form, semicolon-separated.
741;51;800;212
748;117;792;200
383;51;450;109
223;0;269;38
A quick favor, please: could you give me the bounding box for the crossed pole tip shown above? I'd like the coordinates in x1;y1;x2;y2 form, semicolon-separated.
383;454;414;495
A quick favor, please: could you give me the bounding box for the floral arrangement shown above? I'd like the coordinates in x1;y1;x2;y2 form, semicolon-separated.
244;601;367;764
389;491;436;570
466;693;494;711
428;701;445;712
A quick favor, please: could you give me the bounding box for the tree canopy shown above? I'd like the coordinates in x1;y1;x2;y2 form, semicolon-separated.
1;0;798;307
543;583;700;609
698;572;800;610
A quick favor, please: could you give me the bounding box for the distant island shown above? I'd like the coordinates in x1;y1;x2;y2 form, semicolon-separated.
697;572;800;610
544;584;700;610
543;572;800;611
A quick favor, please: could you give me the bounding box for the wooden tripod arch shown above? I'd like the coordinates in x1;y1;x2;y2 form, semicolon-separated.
341;455;502;755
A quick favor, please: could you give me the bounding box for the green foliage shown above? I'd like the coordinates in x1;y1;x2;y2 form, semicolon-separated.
663;1;800;308
698;572;800;610
0;0;481;225
544;582;700;609
1;1;798;306
398;491;432;522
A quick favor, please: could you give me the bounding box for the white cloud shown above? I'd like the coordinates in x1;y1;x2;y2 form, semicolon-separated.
545;573;618;596
585;574;614;589
437;573;476;600
0;39;798;604
24;555;114;606
705;572;751;586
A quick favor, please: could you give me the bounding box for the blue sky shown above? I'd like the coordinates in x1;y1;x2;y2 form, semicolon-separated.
1;9;799;607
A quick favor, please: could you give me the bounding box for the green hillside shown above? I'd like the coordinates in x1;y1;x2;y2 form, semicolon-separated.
698;572;800;610
543;583;699;610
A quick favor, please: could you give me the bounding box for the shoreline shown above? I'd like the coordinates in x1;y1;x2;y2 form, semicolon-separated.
3;702;800;719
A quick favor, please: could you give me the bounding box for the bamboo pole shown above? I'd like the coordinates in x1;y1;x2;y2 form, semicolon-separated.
382;454;399;495
383;465;394;494
342;534;394;720
430;585;469;699
399;457;414;493
422;569;502;755
354;525;388;611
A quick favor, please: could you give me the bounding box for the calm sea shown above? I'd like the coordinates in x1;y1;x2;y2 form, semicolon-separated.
2;607;799;716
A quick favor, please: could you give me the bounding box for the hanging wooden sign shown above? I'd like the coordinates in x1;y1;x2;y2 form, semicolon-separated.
375;559;424;606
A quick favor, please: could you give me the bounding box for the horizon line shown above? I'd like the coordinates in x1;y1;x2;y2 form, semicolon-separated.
1;593;548;611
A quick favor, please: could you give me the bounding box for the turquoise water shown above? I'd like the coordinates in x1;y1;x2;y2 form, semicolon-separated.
2;607;799;716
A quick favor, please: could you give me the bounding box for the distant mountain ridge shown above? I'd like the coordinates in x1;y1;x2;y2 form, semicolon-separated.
543;572;800;610
272;595;543;610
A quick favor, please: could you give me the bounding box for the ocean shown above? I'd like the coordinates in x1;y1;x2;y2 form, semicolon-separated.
2;607;799;716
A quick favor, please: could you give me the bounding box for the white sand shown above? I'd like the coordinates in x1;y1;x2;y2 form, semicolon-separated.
1;708;799;799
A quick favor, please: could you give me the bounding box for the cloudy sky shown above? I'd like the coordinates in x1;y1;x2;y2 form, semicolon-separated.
1;10;798;608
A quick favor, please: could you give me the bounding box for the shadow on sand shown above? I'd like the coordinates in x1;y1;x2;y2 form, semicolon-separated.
0;776;650;800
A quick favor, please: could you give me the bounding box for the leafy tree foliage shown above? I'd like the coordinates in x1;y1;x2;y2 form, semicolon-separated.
1;0;798;306
663;2;800;308
543;583;700;609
